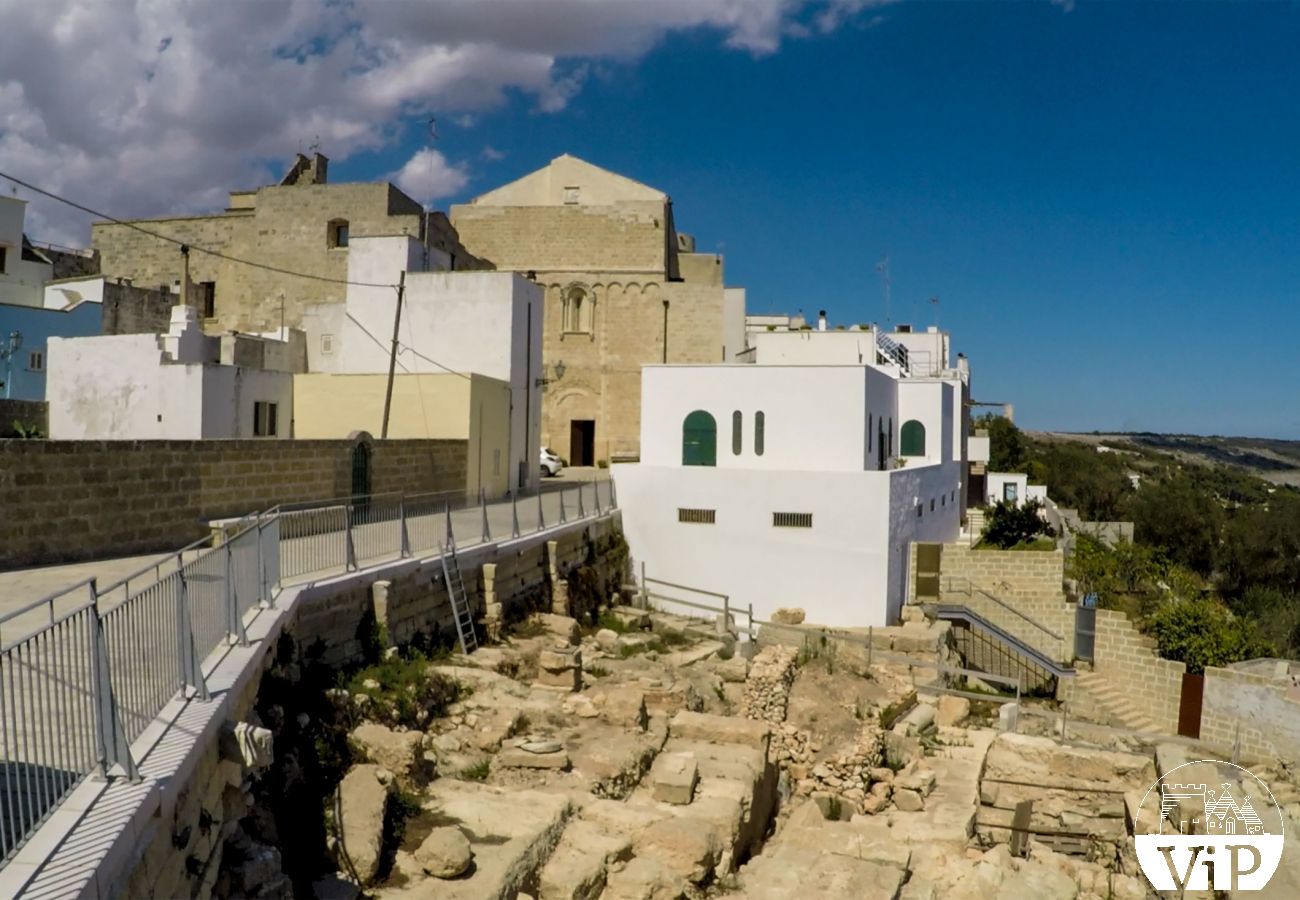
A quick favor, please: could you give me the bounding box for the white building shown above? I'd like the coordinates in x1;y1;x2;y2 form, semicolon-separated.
47;305;295;439
0;197;53;308
614;321;968;627
300;235;543;493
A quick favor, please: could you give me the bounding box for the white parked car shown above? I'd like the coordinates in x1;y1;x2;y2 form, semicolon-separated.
540;447;564;477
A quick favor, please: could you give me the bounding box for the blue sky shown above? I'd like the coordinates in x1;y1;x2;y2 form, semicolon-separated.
5;1;1298;439
333;2;1300;440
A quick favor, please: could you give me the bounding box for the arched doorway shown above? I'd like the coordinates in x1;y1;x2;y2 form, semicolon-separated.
682;411;717;466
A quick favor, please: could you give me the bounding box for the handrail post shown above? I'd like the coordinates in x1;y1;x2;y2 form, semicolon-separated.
480;487;491;543
225;542;249;647
868;625;874;669
177;572;210;701
444;500;455;552
609;477;617;508
344;504;358;571
577;483;586;518
595;480;604;514
399;496;411;558
255;514;270;609
88;583;139;783
511;491;520;538
537;489;545;531
558;488;567;524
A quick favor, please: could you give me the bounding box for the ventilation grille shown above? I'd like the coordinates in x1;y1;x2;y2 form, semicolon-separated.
772;512;813;528
678;508;716;524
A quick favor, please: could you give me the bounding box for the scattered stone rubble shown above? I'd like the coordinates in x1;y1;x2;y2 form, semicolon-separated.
234;602;1208;900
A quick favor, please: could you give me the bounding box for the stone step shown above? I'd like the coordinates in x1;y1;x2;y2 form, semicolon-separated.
1073;673;1159;732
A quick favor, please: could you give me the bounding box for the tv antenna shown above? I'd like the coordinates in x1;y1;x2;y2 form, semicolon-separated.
876;255;891;325
929;295;940;329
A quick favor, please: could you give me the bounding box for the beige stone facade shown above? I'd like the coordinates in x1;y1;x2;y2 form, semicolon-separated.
91;154;488;334
451;155;744;463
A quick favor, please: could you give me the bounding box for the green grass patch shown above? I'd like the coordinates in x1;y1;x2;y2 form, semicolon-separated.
344;650;461;731
460;759;491;781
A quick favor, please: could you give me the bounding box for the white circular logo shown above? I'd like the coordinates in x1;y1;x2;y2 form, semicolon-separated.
1135;759;1286;892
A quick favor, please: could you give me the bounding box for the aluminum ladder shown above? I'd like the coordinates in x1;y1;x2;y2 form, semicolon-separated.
441;547;478;654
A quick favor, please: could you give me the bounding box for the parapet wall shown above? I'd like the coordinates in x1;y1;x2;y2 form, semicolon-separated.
1201;665;1300;764
0;438;466;569
1091;609;1184;734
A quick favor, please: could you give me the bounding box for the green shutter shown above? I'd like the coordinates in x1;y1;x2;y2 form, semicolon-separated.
900;420;926;457
682;410;717;466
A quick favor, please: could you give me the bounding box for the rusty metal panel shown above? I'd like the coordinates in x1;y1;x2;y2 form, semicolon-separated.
1178;672;1204;739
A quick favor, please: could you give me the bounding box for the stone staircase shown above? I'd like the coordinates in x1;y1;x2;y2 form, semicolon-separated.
963;508;986;541
1070;670;1159;733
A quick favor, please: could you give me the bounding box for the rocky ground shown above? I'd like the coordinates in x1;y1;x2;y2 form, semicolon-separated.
222;602;1300;900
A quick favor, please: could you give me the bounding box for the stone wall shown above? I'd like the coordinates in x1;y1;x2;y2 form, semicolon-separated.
100;279;177;334
451;203;669;274
1200;665;1300;764
0;398;47;436
92;181;471;334
0;438;466;569
1089;609;1183;734
294;513;623;667
936;543;1075;663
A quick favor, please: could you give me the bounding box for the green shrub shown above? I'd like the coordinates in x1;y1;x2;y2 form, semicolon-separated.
981;499;1054;549
1146;598;1271;674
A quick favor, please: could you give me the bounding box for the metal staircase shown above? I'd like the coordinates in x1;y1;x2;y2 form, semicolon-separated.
875;332;911;375
441;546;478;655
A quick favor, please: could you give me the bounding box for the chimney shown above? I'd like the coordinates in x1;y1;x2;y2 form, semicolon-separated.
309;153;329;185
818;310;827;332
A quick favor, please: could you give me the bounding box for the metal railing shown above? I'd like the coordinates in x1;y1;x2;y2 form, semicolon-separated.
0;479;616;869
935;575;1068;668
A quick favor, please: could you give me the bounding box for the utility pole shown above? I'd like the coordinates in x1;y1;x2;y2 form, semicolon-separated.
381;271;406;439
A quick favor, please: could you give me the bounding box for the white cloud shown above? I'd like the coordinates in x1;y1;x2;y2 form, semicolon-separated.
481;145;506;161
0;0;890;245
390;147;470;205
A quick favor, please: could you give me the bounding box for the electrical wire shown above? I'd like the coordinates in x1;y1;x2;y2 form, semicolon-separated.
0;169;401;290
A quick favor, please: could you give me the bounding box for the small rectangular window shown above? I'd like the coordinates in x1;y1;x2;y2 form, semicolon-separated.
0;246;7;274
27;351;43;372
917;504;923;517
563;186;580;204
930;498;935;512
732;410;743;455
200;281;216;318
254;401;278;437
321;334;334;355
773;512;813;528
755;411;765;456
678;508;716;524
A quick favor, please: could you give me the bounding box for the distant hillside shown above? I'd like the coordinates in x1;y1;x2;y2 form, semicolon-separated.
1029;431;1300;488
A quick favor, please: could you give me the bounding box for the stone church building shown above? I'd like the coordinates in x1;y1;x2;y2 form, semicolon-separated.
451;155;746;465
91;152;745;463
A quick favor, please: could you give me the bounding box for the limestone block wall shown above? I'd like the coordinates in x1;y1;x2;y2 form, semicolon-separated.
99;280;177;335
451;203;669;274
1200;666;1300;764
0;398;47;436
936;542;1076;662
92;182;445;334
1090;609;1183;734
0;438;466;568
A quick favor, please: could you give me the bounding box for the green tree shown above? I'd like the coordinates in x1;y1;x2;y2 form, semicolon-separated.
1130;475;1222;577
1146;599;1270;674
982;499;1053;549
980;415;1027;473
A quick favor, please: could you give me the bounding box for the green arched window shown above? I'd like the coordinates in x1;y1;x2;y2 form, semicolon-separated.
682;410;717;466
900;420;926;457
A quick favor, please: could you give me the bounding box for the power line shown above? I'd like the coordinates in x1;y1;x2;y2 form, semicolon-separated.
0;169;400;290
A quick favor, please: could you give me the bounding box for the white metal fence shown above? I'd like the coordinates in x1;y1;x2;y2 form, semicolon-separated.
0;479;616;868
